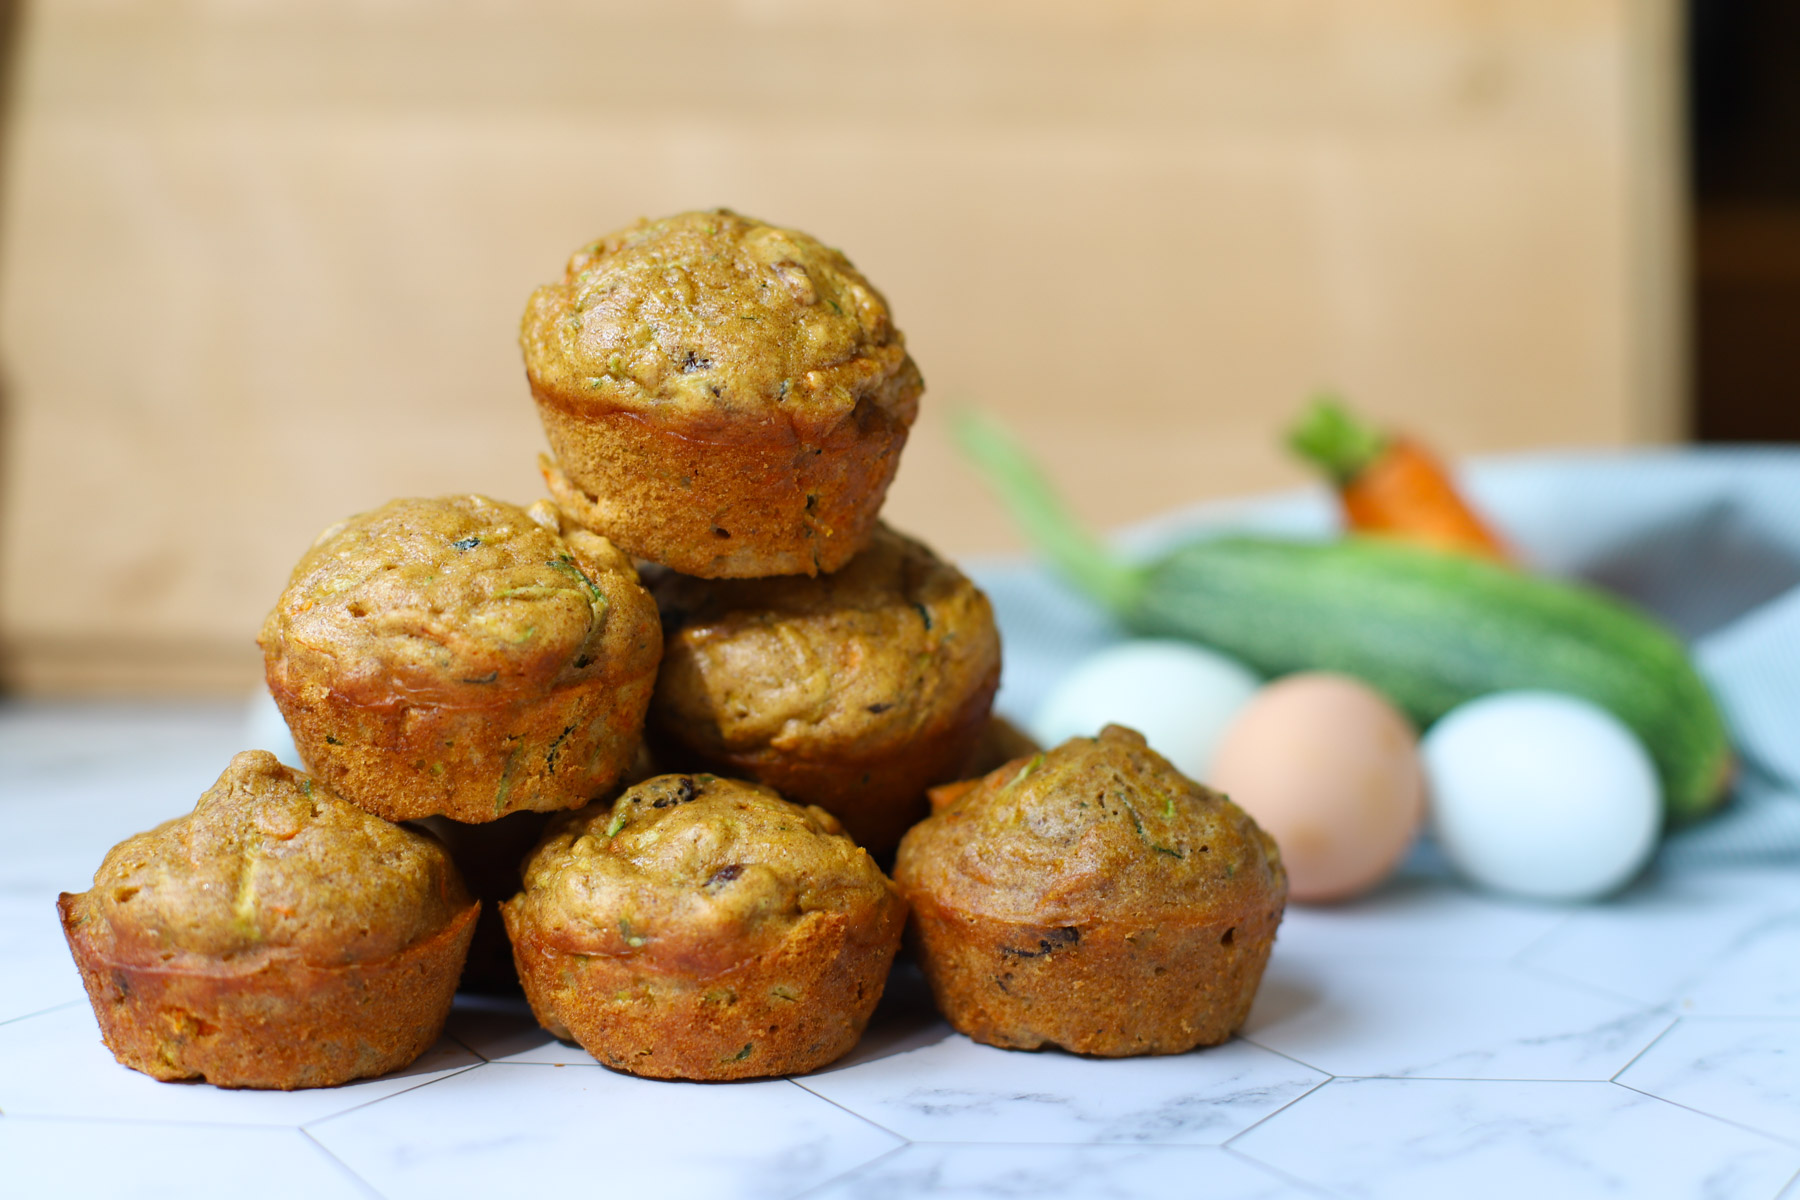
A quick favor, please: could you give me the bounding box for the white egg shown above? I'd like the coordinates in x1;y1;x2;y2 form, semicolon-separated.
1031;639;1260;780
1422;691;1661;902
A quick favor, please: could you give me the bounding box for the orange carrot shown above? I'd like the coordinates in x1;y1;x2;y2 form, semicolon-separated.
1288;398;1515;563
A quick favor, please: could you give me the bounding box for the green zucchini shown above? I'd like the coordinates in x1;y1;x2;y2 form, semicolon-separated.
955;410;1733;824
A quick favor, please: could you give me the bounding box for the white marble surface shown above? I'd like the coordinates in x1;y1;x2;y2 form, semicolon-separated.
1519;865;1800;1009
0;1003;482;1126
0;1120;372;1200
1241;958;1674;1081
0;895;88;1025
4;701;1800;1200
1231;1078;1798;1200
308;1062;902;1200
1616;1018;1800;1147
801;1020;1329;1145
804;1145;1318;1200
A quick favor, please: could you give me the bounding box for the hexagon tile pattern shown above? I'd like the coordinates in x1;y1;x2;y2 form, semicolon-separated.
5;706;1800;1199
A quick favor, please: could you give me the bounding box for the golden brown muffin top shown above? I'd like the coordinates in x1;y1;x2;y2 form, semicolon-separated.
650;525;1000;762
67;751;470;966
520;209;922;440
260;495;660;707
510;774;897;976
896;726;1286;924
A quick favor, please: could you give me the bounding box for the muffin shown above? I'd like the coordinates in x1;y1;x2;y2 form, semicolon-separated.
647;525;1002;858
57;751;478;1090
894;725;1287;1056
502;773;907;1080
521;209;922;578
260;495;662;823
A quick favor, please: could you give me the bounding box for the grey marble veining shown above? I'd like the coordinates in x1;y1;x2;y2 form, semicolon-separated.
803;1034;1326;1146
1618;1018;1800;1146
1241;958;1672;1080
802;1144;1320;1200
1231;1078;1800;1200
306;1063;901;1200
1682;911;1800;1017
1519;865;1800;1008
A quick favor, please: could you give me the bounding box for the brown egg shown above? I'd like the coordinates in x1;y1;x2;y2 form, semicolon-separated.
1208;672;1424;904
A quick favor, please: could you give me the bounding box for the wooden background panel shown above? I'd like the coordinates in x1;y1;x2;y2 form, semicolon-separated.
0;0;1680;693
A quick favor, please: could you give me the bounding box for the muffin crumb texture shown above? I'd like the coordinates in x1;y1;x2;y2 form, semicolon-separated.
895;725;1287;1056
58;751;478;1089
503;773;906;1079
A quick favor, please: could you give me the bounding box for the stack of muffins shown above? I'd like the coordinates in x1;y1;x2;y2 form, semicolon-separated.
59;209;1285;1090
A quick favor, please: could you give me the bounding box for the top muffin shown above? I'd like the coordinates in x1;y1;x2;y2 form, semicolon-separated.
521;209;919;438
521;210;922;577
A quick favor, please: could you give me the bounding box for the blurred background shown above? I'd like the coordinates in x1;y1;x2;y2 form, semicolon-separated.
0;0;1791;696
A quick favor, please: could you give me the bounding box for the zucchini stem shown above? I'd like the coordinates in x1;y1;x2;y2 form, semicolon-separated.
951;408;1145;615
1288;395;1388;484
